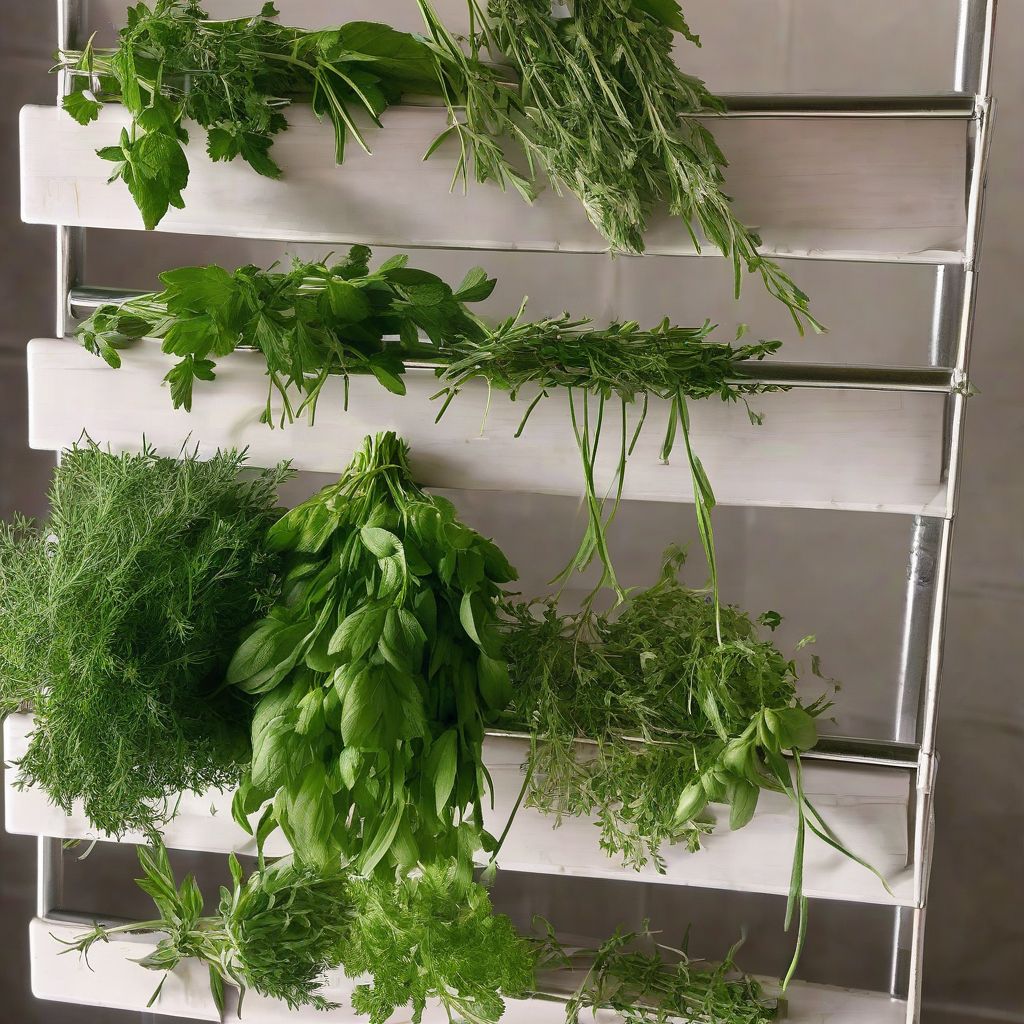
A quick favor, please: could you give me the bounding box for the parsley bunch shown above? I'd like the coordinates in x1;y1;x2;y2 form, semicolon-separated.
227;432;518;876
0;441;288;836
75;245;494;419
345;861;535;1024
58;1;444;227
503;548;888;987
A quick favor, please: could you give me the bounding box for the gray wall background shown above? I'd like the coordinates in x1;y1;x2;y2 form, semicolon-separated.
1;3;1021;1023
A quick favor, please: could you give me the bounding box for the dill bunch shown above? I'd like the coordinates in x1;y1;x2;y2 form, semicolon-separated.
344;861;535;1024
0;441;288;836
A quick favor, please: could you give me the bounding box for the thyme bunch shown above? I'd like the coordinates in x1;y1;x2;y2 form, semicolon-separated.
503;548;889;986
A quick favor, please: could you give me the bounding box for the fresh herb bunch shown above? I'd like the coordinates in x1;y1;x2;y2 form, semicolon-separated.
0;441;288;837
58;1;444;227
63;844;768;1023
503;548;888;986
472;0;820;332
61;842;356;1013
75;245;494;420
536;922;777;1024
345;860;535;1024
227;432;518;876
435;306;783;616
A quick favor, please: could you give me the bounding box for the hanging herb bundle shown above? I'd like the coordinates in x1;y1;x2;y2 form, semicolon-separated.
74;245;494;419
502;547;889;987
434;305;783;616
423;0;819;331
62;843;772;1023
59;1;818;328
534;922;777;1024
226;432;518;876
0;441;288;836
57;1;447;228
74;246;783;617
61;843;535;1020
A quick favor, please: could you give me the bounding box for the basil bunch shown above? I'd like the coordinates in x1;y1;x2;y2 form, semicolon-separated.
227;432;517;875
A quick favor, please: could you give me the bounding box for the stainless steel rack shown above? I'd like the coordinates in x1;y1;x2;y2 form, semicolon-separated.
18;0;999;1021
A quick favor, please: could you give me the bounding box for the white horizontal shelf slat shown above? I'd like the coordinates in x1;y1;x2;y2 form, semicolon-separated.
5;716;915;906
32;917;909;1024
26;339;950;516
20;104;967;262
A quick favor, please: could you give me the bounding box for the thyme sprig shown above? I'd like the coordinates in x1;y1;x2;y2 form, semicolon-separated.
502;548;891;987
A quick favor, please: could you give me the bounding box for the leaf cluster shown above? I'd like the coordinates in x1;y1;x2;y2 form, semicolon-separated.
0;441;288;836
76;245;494;419
344;860;535;1024
58;1;818;327
470;0;821;332
502;547;825;871
58;1;443;227
63;844;534;1023
227;432;518;877
535;921;777;1024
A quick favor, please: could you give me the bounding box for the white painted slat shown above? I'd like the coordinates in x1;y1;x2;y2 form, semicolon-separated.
30;919;220;1020
5;715;914;906
33;918;909;1023
26;339;949;516
19;104;967;262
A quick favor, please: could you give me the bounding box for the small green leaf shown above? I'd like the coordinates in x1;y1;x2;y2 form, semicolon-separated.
63;89;102;125
728;779;759;830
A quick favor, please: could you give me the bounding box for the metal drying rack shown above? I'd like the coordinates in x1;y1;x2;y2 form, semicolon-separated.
27;1;998;1021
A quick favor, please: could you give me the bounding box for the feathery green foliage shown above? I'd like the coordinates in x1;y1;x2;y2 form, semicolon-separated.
227;432;517;876
0;441;288;836
345;861;536;1024
443;0;819;329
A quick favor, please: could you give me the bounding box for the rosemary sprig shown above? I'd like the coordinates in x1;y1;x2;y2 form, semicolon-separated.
502;548;891;986
434;307;784;617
